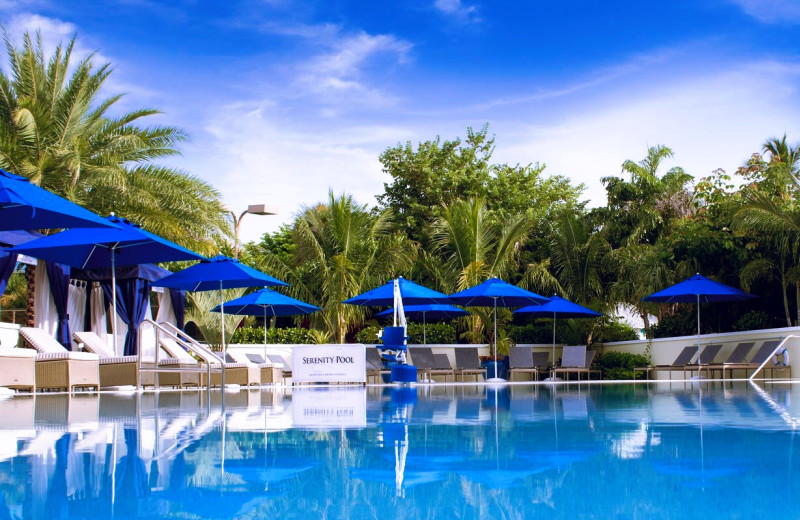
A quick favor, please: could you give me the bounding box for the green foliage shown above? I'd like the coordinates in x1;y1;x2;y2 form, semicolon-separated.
593;319;640;343
354;322;457;345
649;308;700;339
185;289;245;348
595;351;650;380
732;310;776;332
231;326;325;344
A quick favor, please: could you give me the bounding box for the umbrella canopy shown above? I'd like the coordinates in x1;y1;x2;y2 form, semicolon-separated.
211;287;319;316
447;277;548;307
642;274;756;304
0;168;114;231
514;296;602;380
154;256;289;361
10;215;205;355
343;277;451;306
514;296;602;318
153;255;287;291
376;304;469;321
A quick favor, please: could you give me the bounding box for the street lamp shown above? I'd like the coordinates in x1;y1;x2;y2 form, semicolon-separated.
232;204;277;259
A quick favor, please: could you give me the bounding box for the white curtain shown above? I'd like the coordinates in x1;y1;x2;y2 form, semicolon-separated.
67;282;87;347
90;283;107;339
139;298;156;361
113;311;128;357
156;290;177;326
33;260;57;338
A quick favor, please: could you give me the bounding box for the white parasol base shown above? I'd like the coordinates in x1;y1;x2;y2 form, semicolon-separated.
485;377;507;384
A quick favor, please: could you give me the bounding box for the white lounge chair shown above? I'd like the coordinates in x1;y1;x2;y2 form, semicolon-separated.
0;347;37;392
19;327;99;392
159;337;259;387
228;351;282;385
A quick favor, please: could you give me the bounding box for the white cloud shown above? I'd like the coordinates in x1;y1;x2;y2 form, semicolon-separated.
433;0;480;23
728;0;800;24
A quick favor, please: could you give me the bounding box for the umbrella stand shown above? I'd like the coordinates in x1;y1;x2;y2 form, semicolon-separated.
493;298;498;380
423;312;426;346
263;306;267;363
220;280;225;388
111;248;118;356
696;294;702;378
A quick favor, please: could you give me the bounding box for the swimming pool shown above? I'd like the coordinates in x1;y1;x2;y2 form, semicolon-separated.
0;382;797;519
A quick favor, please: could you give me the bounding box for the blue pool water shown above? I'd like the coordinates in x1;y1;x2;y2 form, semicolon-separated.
0;382;798;519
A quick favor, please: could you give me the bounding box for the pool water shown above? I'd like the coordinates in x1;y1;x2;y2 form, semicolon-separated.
0;382;798;519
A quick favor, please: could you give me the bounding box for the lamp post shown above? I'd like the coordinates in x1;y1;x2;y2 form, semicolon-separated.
232;204;277;259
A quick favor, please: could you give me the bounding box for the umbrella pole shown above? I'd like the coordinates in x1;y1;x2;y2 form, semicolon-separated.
423;312;427;346
697;294;701;378
111;248;119;356
494;298;498;379
552;313;556;378
220;280;226;388
263;306;267;362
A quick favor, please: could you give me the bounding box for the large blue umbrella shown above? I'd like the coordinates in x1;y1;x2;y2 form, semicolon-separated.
211;287;319;358
154;255;288;358
0;168;113;230
449;278;548;380
643;273;756;375
514;296;602;375
11;215;204;354
343;277;451;307
376;304;469;345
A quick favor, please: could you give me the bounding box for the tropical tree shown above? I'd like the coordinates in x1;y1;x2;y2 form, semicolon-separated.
252;192;415;343
0;31;229;253
185;289;246;349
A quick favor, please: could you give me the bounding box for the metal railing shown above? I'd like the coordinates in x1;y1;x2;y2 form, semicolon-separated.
748;334;799;381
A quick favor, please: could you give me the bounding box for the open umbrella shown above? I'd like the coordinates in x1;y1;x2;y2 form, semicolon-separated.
153;256;288;361
514;296;602;380
10;215;204;355
643;274;756;377
449;278;548;381
376;304;469;345
0;168;113;230
211;287;319;360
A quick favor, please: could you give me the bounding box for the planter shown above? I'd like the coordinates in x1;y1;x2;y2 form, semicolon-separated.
481;359;508;380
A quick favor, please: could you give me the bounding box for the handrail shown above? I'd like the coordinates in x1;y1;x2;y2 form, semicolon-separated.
748;334;799;381
139;319;218;391
156;321;229;387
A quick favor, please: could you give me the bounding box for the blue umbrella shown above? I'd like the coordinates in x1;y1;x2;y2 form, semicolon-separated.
343;277;451;307
376;304;469;345
449;278;548;380
154;255;288;358
514;296;602;375
643;273;756;375
0;168;113;230
211;287;319;358
11;215;205;354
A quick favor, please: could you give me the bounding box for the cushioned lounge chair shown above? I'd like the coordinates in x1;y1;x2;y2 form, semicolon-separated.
267;354;292;383
235;352;282;384
410;347;454;382
0;347;37;392
72;331;141;388
553;346;599;381
159;337;258;388
633;346;698;380
454;348;486;382
19;327;99;392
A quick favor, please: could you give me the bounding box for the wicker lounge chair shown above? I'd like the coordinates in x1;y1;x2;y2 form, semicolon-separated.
72;331;140;388
0;347;37;392
19;327;100;392
365;348;390;384
633;346;698;380
454;348;486;382
234;352;282;384
410;347;454;382
553;346;599;381
160;337;259;388
705;342;754;379
683;344;723;379
267;354;293;383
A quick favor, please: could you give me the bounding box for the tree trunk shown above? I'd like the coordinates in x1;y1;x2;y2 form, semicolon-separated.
24;264;35;327
781;273;792;327
796;282;799;326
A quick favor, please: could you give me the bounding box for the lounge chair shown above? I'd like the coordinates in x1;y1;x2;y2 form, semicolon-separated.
705;342;754;379
410;347;454;382
453;348;486;382
682;344;722;379
0;347;37;392
235;352;282;384
72;331;140;388
553;346;599;381
508;347;547;382
267;354;293;383
365;348;390;384
159;337;258;388
19;327;100;392
720;340;787;379
633;346;698;380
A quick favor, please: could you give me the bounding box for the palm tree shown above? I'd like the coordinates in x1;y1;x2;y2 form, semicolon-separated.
257;192;415;343
184;289;246;349
0;32;229;253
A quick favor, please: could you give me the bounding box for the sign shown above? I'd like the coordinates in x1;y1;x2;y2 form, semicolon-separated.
292;344;366;384
292;387;367;428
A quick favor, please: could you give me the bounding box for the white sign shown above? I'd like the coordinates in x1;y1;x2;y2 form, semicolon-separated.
292;344;366;384
292;387;367;428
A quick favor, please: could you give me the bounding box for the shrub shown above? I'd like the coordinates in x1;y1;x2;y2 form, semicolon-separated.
594;351;650;380
354;322;457;345
732;310;775;332
593;319;640;343
231;326;324;344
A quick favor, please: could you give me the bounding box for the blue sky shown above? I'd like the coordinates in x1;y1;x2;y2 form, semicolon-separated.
2;0;800;242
